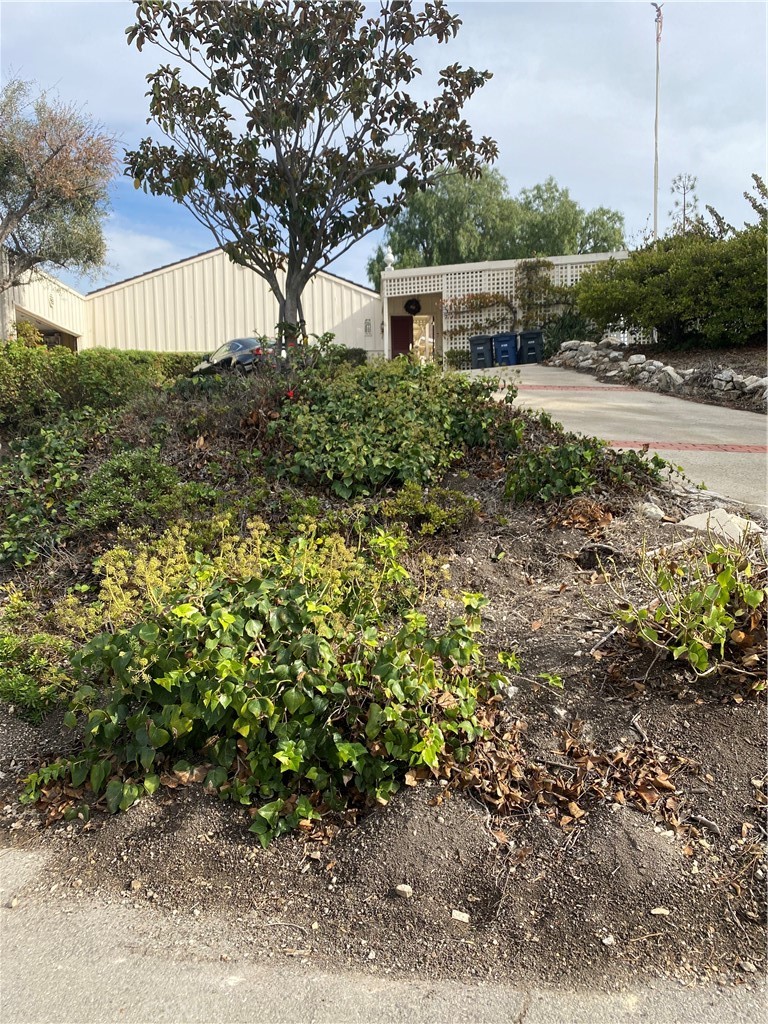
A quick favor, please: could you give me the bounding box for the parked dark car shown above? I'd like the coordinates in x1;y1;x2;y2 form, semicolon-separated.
192;338;278;376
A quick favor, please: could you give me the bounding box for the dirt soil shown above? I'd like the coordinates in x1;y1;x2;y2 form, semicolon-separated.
1;475;766;992
609;341;767;413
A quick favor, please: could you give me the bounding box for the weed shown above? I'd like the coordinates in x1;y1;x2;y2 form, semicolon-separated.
615;537;766;687
0;629;75;723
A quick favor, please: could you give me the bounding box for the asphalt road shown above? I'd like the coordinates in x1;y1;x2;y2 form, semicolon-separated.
486;365;767;511
1;849;764;1024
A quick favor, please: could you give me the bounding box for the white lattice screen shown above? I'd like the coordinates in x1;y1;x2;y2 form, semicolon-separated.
383;252;626;355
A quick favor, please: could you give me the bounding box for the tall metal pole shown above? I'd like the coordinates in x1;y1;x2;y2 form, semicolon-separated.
652;4;664;243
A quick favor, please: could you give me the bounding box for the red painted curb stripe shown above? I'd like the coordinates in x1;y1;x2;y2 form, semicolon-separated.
516;384;632;391
608;441;768;453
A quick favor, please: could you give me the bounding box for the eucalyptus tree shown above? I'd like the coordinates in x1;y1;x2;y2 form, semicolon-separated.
0;79;115;294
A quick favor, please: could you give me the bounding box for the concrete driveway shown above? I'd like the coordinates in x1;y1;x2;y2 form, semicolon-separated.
485;365;767;510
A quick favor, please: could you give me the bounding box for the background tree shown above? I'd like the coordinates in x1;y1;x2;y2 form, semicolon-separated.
515;177;625;256
368;171;625;287
743;172;767;225
0;79;116;294
126;0;497;332
669;172;699;234
366;167;518;288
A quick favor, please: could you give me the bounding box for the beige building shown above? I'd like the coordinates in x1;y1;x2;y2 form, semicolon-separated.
4;247;625;362
4;247;383;356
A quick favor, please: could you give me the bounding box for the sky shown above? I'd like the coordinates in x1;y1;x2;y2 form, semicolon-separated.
1;0;765;294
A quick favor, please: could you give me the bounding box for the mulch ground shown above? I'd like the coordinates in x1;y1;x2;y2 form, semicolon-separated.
1;468;765;992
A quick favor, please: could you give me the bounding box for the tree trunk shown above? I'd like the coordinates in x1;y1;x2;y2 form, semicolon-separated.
0;250;15;340
282;266;309;341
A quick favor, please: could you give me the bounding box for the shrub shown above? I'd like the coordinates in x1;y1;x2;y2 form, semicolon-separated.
24;533;509;845
505;441;600;503
0;343;203;426
380;481;479;536
277;360;501;498
616;540;766;687
543;307;599;357
504;433;665;503
78;448;216;530
575;224;767;348
0;411;102;566
78;449;182;529
445;349;471;370
0;341;74;424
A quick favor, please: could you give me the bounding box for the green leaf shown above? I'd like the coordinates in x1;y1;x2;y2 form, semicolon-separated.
105;779;124;814
282;687;305;714
89;760;110;797
70;759;89;788
172;603;197;618
255;799;284;826
143;774;160;795
365;703;385;739
137;622;159;644
120;783;141;811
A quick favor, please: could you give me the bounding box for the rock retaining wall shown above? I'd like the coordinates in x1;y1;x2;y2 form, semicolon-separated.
549;338;768;411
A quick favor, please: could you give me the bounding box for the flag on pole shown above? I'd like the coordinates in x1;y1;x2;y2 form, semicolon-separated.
652;3;664;43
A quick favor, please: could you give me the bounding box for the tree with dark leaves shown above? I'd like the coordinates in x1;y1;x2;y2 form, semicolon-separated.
126;0;497;332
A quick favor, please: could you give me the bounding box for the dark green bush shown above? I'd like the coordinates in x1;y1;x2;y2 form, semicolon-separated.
445;349;471;370
277;360;502;498
79;448;215;529
0;343;204;426
504;433;665;503
576;224;766;348
543;308;599;357
0;411;103;565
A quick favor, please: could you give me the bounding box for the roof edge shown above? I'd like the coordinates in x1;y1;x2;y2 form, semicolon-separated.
86;247;378;298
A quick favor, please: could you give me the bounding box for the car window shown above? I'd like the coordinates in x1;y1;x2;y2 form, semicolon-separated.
208;342;241;362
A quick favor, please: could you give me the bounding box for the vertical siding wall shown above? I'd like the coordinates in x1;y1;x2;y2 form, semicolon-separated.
12;272;88;340
383;252;627;356
85;249;383;354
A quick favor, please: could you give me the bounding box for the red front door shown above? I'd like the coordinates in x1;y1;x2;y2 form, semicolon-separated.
391;316;413;358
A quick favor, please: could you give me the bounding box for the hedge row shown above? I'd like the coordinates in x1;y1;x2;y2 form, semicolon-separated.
0;344;203;426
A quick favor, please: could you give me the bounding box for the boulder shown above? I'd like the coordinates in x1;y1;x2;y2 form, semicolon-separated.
627;354;646;366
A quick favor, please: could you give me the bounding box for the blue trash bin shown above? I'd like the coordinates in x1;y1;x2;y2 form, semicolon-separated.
493;333;518;366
